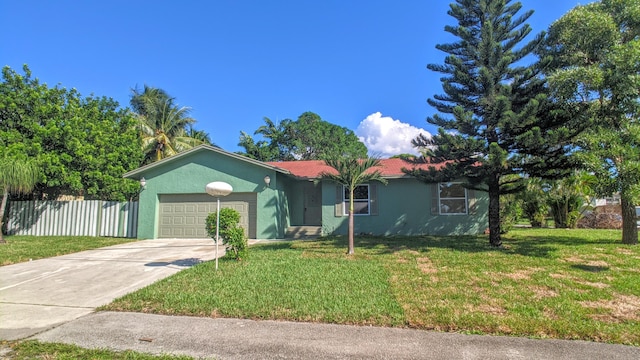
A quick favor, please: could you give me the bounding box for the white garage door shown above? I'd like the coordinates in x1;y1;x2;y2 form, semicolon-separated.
158;193;257;239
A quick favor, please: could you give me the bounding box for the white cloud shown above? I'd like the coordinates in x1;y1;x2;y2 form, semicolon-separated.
355;112;431;158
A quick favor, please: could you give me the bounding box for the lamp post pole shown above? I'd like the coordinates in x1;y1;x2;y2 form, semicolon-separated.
215;196;220;270
205;182;233;271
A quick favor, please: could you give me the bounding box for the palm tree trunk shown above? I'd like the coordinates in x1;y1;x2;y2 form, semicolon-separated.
0;189;8;244
347;195;355;254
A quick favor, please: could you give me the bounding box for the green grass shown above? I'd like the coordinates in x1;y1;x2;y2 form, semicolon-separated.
0;235;137;266
1;340;193;359
103;228;640;345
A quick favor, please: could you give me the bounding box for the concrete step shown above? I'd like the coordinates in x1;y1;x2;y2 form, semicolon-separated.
285;226;322;239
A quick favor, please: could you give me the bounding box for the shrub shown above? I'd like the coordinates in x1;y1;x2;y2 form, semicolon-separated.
206;208;248;260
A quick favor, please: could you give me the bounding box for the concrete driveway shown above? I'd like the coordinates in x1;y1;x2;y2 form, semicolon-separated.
0;238;218;340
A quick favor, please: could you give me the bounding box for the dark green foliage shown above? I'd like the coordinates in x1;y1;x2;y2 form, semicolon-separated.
409;1;580;246
543;0;640;244
519;180;547;228
206;208;248;260
238;112;367;161
0;65;142;201
499;193;521;234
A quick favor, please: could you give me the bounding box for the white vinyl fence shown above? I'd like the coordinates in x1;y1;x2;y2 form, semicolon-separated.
5;200;138;238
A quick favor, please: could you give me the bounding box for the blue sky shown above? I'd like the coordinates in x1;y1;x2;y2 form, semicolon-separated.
1;0;592;157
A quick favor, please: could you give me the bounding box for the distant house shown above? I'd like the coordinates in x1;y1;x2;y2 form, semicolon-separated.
123;145;488;239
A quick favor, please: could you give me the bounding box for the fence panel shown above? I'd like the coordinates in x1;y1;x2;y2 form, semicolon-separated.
5;200;138;238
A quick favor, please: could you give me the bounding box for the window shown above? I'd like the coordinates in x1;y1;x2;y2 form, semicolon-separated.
439;182;468;215
344;184;370;215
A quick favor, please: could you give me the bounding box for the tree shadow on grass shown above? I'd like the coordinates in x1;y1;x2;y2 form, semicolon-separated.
250;241;294;251
290;230;623;259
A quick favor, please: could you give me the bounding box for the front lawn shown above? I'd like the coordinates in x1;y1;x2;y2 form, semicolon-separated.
103;228;640;345
0;236;137;266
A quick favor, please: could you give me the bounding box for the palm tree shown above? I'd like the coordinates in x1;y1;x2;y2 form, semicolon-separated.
0;157;40;244
184;125;213;146
130;85;199;163
319;157;387;255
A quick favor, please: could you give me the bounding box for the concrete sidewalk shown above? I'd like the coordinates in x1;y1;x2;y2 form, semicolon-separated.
32;311;640;360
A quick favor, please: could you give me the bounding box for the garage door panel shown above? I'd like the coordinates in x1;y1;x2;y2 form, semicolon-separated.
158;193;256;239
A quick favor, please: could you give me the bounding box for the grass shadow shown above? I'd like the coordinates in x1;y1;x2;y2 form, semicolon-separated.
273;229;625;259
571;264;610;272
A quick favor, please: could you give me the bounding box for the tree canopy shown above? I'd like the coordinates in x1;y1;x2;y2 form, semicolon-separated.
543;0;640;244
238;112;368;161
410;0;579;246
130;85;212;164
0;65;142;201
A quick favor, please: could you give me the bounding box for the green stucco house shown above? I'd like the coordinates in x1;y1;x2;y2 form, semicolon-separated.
123;144;488;239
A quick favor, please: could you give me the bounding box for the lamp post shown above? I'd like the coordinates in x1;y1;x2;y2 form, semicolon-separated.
205;181;233;270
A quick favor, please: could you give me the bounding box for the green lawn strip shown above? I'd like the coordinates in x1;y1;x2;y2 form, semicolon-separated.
0;236;137;266
1;340;193;359
104;240;405;326
104;229;640;345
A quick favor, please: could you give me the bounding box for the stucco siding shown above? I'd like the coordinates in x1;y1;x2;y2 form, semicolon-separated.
320;178;488;237
136;150;286;239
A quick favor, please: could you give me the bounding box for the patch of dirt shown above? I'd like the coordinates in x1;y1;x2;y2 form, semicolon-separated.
416;257;437;274
586;260;609;267
530;285;558;299
549;273;569;279
580;294;640;322
502;267;543;281
564;256;583;263
469;303;507;315
617;248;635;255
543;307;560;320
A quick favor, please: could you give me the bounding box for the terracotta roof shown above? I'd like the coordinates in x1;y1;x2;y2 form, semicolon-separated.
266;158;444;179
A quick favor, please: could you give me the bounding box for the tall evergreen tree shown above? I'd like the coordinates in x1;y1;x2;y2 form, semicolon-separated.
410;0;577;246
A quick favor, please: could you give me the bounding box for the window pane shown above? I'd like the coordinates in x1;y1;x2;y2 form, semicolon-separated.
344;185;369;200
439;183;465;198
352;201;369;214
440;199;467;214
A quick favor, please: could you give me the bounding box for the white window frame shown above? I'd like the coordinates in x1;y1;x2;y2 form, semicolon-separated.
439;182;468;215
343;184;370;216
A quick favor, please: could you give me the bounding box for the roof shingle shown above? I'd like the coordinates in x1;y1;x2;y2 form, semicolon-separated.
266;158;444;179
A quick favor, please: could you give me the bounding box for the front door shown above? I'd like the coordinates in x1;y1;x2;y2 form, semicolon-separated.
303;182;322;226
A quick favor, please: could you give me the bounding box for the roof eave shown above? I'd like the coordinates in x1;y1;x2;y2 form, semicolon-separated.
123;144;292;179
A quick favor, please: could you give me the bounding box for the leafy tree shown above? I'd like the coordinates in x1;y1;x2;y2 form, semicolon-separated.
0;156;40;243
130;85;206;163
543;0;640;244
319;157;387;255
545;177;586;229
0;65;141;200
410;0;578;247
519;178;547;228
238;112;368;161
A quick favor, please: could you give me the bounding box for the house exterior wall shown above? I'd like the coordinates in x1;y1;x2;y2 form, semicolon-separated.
136;150;287;239
320;178;488;236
